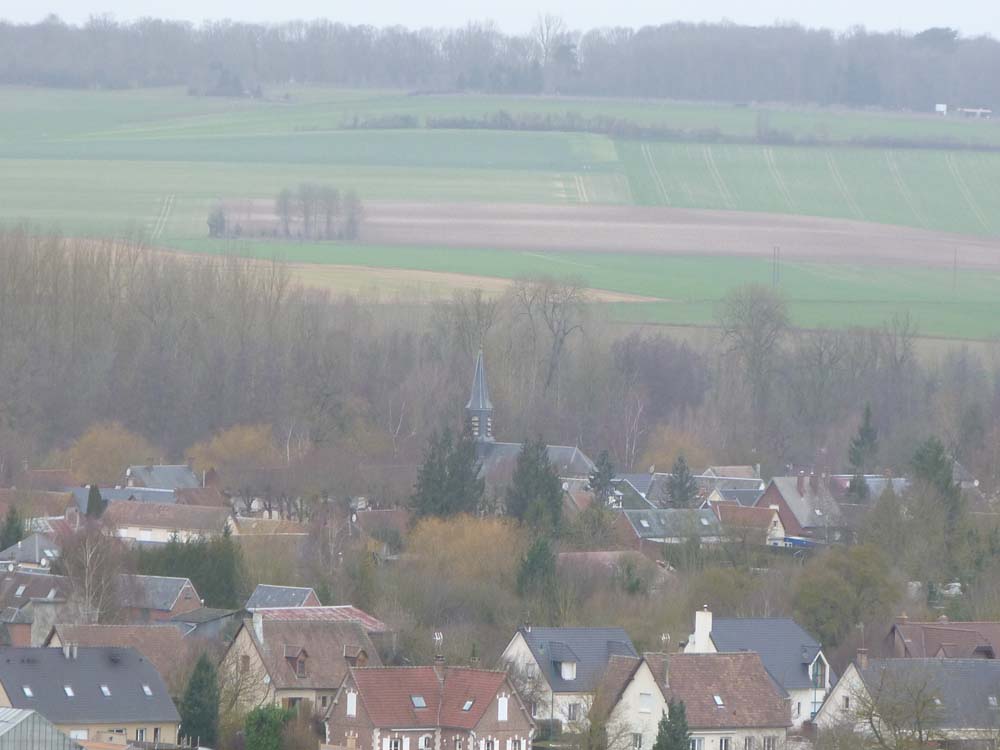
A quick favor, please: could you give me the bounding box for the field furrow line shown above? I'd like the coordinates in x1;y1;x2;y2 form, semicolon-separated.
150;193;175;240
575;175;590;204
641;144;671;205
946;154;991;232
765;148;796;211
702;146;735;209
885;152;927;227
826;153;865;220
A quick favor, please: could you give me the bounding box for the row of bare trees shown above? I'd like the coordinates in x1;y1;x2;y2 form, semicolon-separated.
2;16;998;110
1;229;999;501
275;184;363;241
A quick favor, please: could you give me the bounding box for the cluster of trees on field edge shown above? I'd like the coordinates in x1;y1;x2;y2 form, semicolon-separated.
208;183;364;241
1;16;997;112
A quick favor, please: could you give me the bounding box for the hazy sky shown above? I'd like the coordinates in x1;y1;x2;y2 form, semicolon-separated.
3;0;998;38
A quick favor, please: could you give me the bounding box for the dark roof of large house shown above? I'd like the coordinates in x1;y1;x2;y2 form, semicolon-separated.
0;534;61;566
665;653;791;730
246;584;318;610
765;477;844;530
614;474;657;499
857;658;1000;729
349;666;516;730
246;618;381;690
709;618;824;692
516;627;638;693
170;606;239;625
119;575;197;612
125;465;200;490
68;487;177;513
45;624;186;682
621;509;721;540
0;646;180;725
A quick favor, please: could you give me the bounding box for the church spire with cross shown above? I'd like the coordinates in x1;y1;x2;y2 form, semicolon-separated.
465;349;494;442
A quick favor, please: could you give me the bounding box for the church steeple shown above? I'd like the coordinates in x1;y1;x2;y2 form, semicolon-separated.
465;349;494;442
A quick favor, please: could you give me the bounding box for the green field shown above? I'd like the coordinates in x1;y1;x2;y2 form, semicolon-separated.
3;85;1000;338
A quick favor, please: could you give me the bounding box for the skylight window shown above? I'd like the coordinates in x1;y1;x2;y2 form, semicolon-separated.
142;684;153;697
713;695;724;707
411;695;426;708
462;699;475;711
47;589;56;600
990;696;998;709
100;685;111;697
63;686;74;697
700;517;710;526
639;519;651;529
22;686;33;698
14;585;25;597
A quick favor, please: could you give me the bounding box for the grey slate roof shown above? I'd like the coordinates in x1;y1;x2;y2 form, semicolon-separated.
466;350;493;411
120;574;195;612
858;658;1000;729
125;464;200;490
621;508;722;540
710;618;824;692
170;606;239;624
0;646;180;725
768;476;844;530
0;534;60;566
614;474;656;498
68;486;176;512
246;584;317;610
477;442;595;480
715;488;766;507
518;627;638;693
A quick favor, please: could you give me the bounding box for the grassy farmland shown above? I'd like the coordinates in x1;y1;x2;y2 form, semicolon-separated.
3;85;1000;338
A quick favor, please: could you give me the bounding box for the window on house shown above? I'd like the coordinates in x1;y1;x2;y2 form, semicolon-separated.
241;654;250;673
567;703;580;722
639;692;653;713
763;738;776;750
498;696;508;721
744;738;754;750
989;696;998;709
21;686;32;698
485;740;495;750
512;740;521;750
719;739;731;750
412;695;427;708
142;684;153;697
296;657;307;677
63;686;74;697
100;685;111;697
811;659;827;687
463;699;475;711
321;695;329;709
639;519;651;529
688;739;703;750
419;736;432;750
46;588;56;600
632;733;642;750
153;728;161;742
528;702;538;718
793;702;800;717
390;739;402;750
842;696;850;710
455;739;463;750
14;585;25;597
136;729;146;741
560;661;577;680
347;691;357;717
713;695;724;707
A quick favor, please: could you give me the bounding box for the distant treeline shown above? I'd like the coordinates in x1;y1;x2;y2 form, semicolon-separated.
1;16;998;111
209;183;364;240
343;110;1000;151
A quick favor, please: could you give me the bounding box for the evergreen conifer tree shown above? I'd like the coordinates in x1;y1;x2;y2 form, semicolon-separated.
505;437;563;533
180;653;219;747
85;484;106;518
0;506;24;551
848;403;878;499
652;700;690;750
587;450;616;505
667;455;698;508
411;428;484;517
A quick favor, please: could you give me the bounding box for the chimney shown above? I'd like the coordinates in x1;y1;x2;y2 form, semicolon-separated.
895;612;909;625
71;643;77;660
524;621;532;634
938;614;949;624
857;647;869;670
809;471;819;493
797;471;805;495
433;653;446;679
253;612;264;644
692;605;713;652
63;642;71;659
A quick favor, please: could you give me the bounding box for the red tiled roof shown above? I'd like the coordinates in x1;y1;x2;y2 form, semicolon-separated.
256;605;388;633
47;624;187;680
104;502;229;533
352;666;510;730
0;489;74;518
665;653;790;730
174;487;228;507
714;504;777;529
595;654;642;710
894;621;1000;658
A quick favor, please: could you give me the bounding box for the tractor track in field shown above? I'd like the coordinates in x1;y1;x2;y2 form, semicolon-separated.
826;153;865;220
946;153;992;233
885;152;928;228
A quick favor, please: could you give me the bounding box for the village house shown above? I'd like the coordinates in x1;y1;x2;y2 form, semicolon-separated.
324;664;534;750
124;464;201;490
754;475;846;544
816;652;1000;745
710;504;786;548
592;653;669;750
0;533;61;571
0;490;75;530
665;652;790;750
684;607;832;727
119;574;202;622
0;645;180;744
465;351;594;483
246;584;321;610
104;501;230;544
700;487;766;509
221;609;382;714
499;626;638;728
169;606;243;639
615;509;722;557
883;613;1000;658
612;473;764;509
701;466;761;480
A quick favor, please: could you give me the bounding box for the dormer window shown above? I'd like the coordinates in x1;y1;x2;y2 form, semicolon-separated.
412;695;427;708
559;661;577;680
